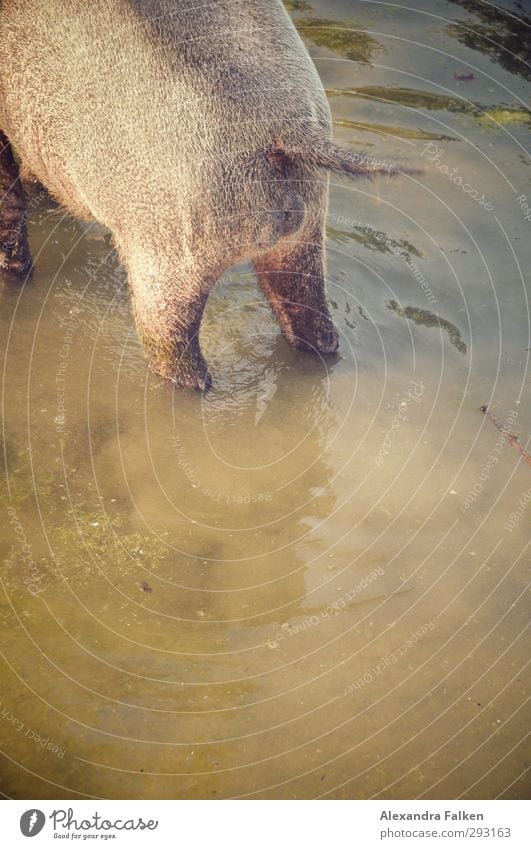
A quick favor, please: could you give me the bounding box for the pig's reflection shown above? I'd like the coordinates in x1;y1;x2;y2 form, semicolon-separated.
90;332;339;624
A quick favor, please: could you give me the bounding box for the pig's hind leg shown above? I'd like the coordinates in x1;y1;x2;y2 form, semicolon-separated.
0;131;31;275
254;226;339;356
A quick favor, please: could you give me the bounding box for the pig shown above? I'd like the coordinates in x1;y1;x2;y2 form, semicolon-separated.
0;0;401;389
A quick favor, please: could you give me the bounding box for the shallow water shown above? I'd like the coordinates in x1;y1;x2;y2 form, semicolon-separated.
1;0;529;799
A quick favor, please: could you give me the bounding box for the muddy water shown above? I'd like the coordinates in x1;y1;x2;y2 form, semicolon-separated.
1;0;529;799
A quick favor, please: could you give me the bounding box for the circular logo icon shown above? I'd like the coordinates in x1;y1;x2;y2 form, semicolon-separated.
20;810;46;837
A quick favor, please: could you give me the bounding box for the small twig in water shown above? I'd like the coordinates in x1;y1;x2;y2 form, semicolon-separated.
480;406;531;468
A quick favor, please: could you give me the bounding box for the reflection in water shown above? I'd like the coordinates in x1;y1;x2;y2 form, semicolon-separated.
0;0;529;801
447;0;531;81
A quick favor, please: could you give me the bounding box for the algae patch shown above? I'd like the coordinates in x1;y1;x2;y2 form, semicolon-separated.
478;108;531;128
2;503;171;601
326;85;479;114
48;509;170;582
327;86;531;128
327;225;423;259
333;119;457;141
295;18;385;65
388;300;467;354
283;0;313;11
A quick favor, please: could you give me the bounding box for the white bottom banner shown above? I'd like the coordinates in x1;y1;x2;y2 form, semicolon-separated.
1;800;528;848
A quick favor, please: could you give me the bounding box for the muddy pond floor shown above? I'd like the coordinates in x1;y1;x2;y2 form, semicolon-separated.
0;0;530;799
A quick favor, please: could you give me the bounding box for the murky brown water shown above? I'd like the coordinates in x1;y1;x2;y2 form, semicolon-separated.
1;0;529;799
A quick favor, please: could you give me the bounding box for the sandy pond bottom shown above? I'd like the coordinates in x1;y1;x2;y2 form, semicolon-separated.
0;0;529;799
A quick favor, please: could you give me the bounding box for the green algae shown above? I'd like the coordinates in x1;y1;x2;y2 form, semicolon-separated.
283;0;313;11
333;118;457;141
2;505;169;585
478;107;531;128
326;85;479;113
47;509;170;580
327;225;423;259
0;439;55;514
1;436;171;594
295;17;385;65
387;300;467;354
327;86;531;128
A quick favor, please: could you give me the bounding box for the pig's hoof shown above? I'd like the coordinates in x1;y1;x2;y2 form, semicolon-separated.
174;369;212;392
292;323;339;355
145;339;212;390
0;247;32;276
149;358;212;391
316;327;339;354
